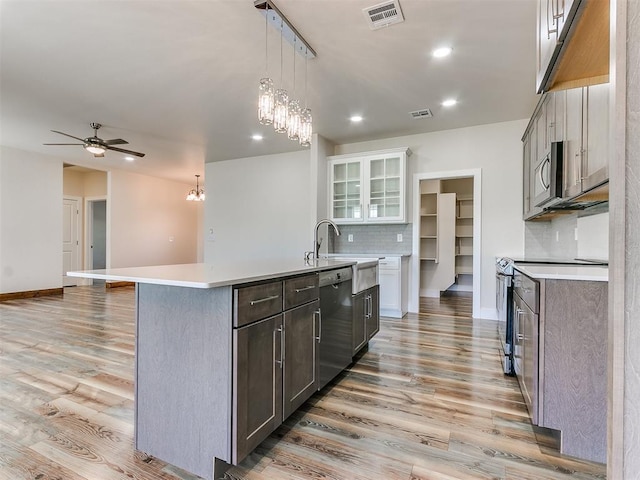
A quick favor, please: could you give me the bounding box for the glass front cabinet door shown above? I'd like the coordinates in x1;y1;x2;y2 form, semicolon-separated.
328;147;410;224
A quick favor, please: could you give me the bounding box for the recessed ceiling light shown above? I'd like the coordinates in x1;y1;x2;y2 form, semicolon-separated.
433;47;452;58
252;134;263;141
350;115;363;123
442;99;457;107
124;156;135;162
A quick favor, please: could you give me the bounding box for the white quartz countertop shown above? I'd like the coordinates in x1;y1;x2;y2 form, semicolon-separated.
514;264;609;282
67;258;363;289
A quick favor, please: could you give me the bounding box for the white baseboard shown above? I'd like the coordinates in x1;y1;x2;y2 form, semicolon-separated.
420;288;441;298
380;308;404;318
479;307;499;321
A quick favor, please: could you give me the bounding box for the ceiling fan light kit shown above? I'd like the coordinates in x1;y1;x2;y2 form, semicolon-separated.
254;0;314;147
44;122;146;158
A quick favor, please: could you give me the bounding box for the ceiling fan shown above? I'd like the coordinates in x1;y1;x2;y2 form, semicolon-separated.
44;122;146;158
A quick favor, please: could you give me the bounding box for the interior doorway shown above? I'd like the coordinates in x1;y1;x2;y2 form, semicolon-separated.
85;198;107;285
411;169;481;318
62;196;82;286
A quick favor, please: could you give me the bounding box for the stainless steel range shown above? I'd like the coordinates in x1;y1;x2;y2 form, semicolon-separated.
496;257;515;375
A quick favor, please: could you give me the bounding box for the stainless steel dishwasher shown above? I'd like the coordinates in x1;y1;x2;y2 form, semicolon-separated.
318;267;353;390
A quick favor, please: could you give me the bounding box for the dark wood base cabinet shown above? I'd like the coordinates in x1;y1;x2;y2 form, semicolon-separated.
352;285;379;355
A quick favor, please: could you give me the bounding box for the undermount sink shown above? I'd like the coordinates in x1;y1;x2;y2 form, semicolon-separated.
322;256;379;294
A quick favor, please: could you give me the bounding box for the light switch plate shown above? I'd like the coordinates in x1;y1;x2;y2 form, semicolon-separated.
348;234;354;242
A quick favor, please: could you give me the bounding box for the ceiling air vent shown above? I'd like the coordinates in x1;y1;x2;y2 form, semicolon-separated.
410;108;433;119
363;0;404;30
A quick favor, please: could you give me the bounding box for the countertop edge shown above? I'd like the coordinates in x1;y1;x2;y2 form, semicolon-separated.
67;260;362;289
514;264;609;282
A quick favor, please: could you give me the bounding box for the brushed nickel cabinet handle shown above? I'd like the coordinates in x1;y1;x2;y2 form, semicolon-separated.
295;285;315;293
250;295;280;306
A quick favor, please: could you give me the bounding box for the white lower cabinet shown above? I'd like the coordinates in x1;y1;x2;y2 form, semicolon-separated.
378;256;409;318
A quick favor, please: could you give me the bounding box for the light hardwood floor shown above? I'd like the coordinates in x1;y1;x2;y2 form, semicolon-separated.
0;286;606;479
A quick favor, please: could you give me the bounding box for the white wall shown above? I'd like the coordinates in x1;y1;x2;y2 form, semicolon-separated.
0;146;63;293
335;119;528;319
108;170;199;268
204;150;311;263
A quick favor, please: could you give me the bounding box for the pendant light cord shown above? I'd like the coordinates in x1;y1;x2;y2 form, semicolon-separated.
279;19;284;86
264;5;268;74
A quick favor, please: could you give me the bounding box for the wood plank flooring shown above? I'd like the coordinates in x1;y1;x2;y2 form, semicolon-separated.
0;286;606;480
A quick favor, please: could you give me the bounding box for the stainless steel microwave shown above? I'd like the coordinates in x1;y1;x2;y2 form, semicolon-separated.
534;141;563;208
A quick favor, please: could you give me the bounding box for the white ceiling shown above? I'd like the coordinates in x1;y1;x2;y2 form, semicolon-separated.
0;0;538;186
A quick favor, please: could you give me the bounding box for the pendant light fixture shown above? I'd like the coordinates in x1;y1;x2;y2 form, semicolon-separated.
272;17;289;134
186;175;205;202
287;38;301;140
258;5;274;125
254;0;316;146
298;49;313;147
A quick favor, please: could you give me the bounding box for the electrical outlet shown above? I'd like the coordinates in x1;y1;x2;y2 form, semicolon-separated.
397;233;403;242
574;227;578;241
348;234;354;242
556;231;559;242
207;228;215;242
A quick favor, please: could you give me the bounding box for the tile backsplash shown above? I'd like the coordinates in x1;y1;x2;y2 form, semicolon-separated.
329;224;413;255
524;210;608;261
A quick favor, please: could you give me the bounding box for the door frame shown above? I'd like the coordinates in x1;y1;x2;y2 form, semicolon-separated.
62;196;83;286
84;196;108;286
410;168;482;318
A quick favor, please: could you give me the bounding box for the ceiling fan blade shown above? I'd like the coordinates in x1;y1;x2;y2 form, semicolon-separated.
104;138;129;145
43;143;83;145
106;145;146;157
51;130;85;142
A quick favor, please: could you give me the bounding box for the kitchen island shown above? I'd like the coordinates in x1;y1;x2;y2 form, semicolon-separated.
68;258;372;480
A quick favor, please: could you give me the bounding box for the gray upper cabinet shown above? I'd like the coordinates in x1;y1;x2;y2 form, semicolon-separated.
563;87;584;199
561;84;610;198
536;0;577;92
583;83;610;191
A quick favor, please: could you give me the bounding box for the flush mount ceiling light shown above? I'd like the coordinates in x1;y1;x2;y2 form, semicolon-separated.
433;46;452;58
255;0;316;147
186;174;205;202
350;115;364;123
442;99;458;107
252;134;264;141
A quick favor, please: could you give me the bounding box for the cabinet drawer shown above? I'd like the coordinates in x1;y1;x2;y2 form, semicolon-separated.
284;274;319;310
234;281;283;327
514;271;539;313
378;257;400;270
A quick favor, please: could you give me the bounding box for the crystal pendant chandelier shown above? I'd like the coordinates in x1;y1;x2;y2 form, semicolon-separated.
287;99;301;140
298;107;312;147
186;175;205;202
298;50;312;147
258;78;274;125
255;1;315;146
257;5;274;125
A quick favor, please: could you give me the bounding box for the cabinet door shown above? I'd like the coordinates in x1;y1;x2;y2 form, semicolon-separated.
330;160;363;222
563;87;583;198
536;0;559;92
233;314;283;464
582;83;609;191
378;268;399;313
283;300;319;420
514;293;539;425
367;155;404;222
534;95;553;164
366;285;380;340
352;291;367;354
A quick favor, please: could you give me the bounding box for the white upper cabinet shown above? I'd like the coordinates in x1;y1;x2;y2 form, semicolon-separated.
328;148;410;224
